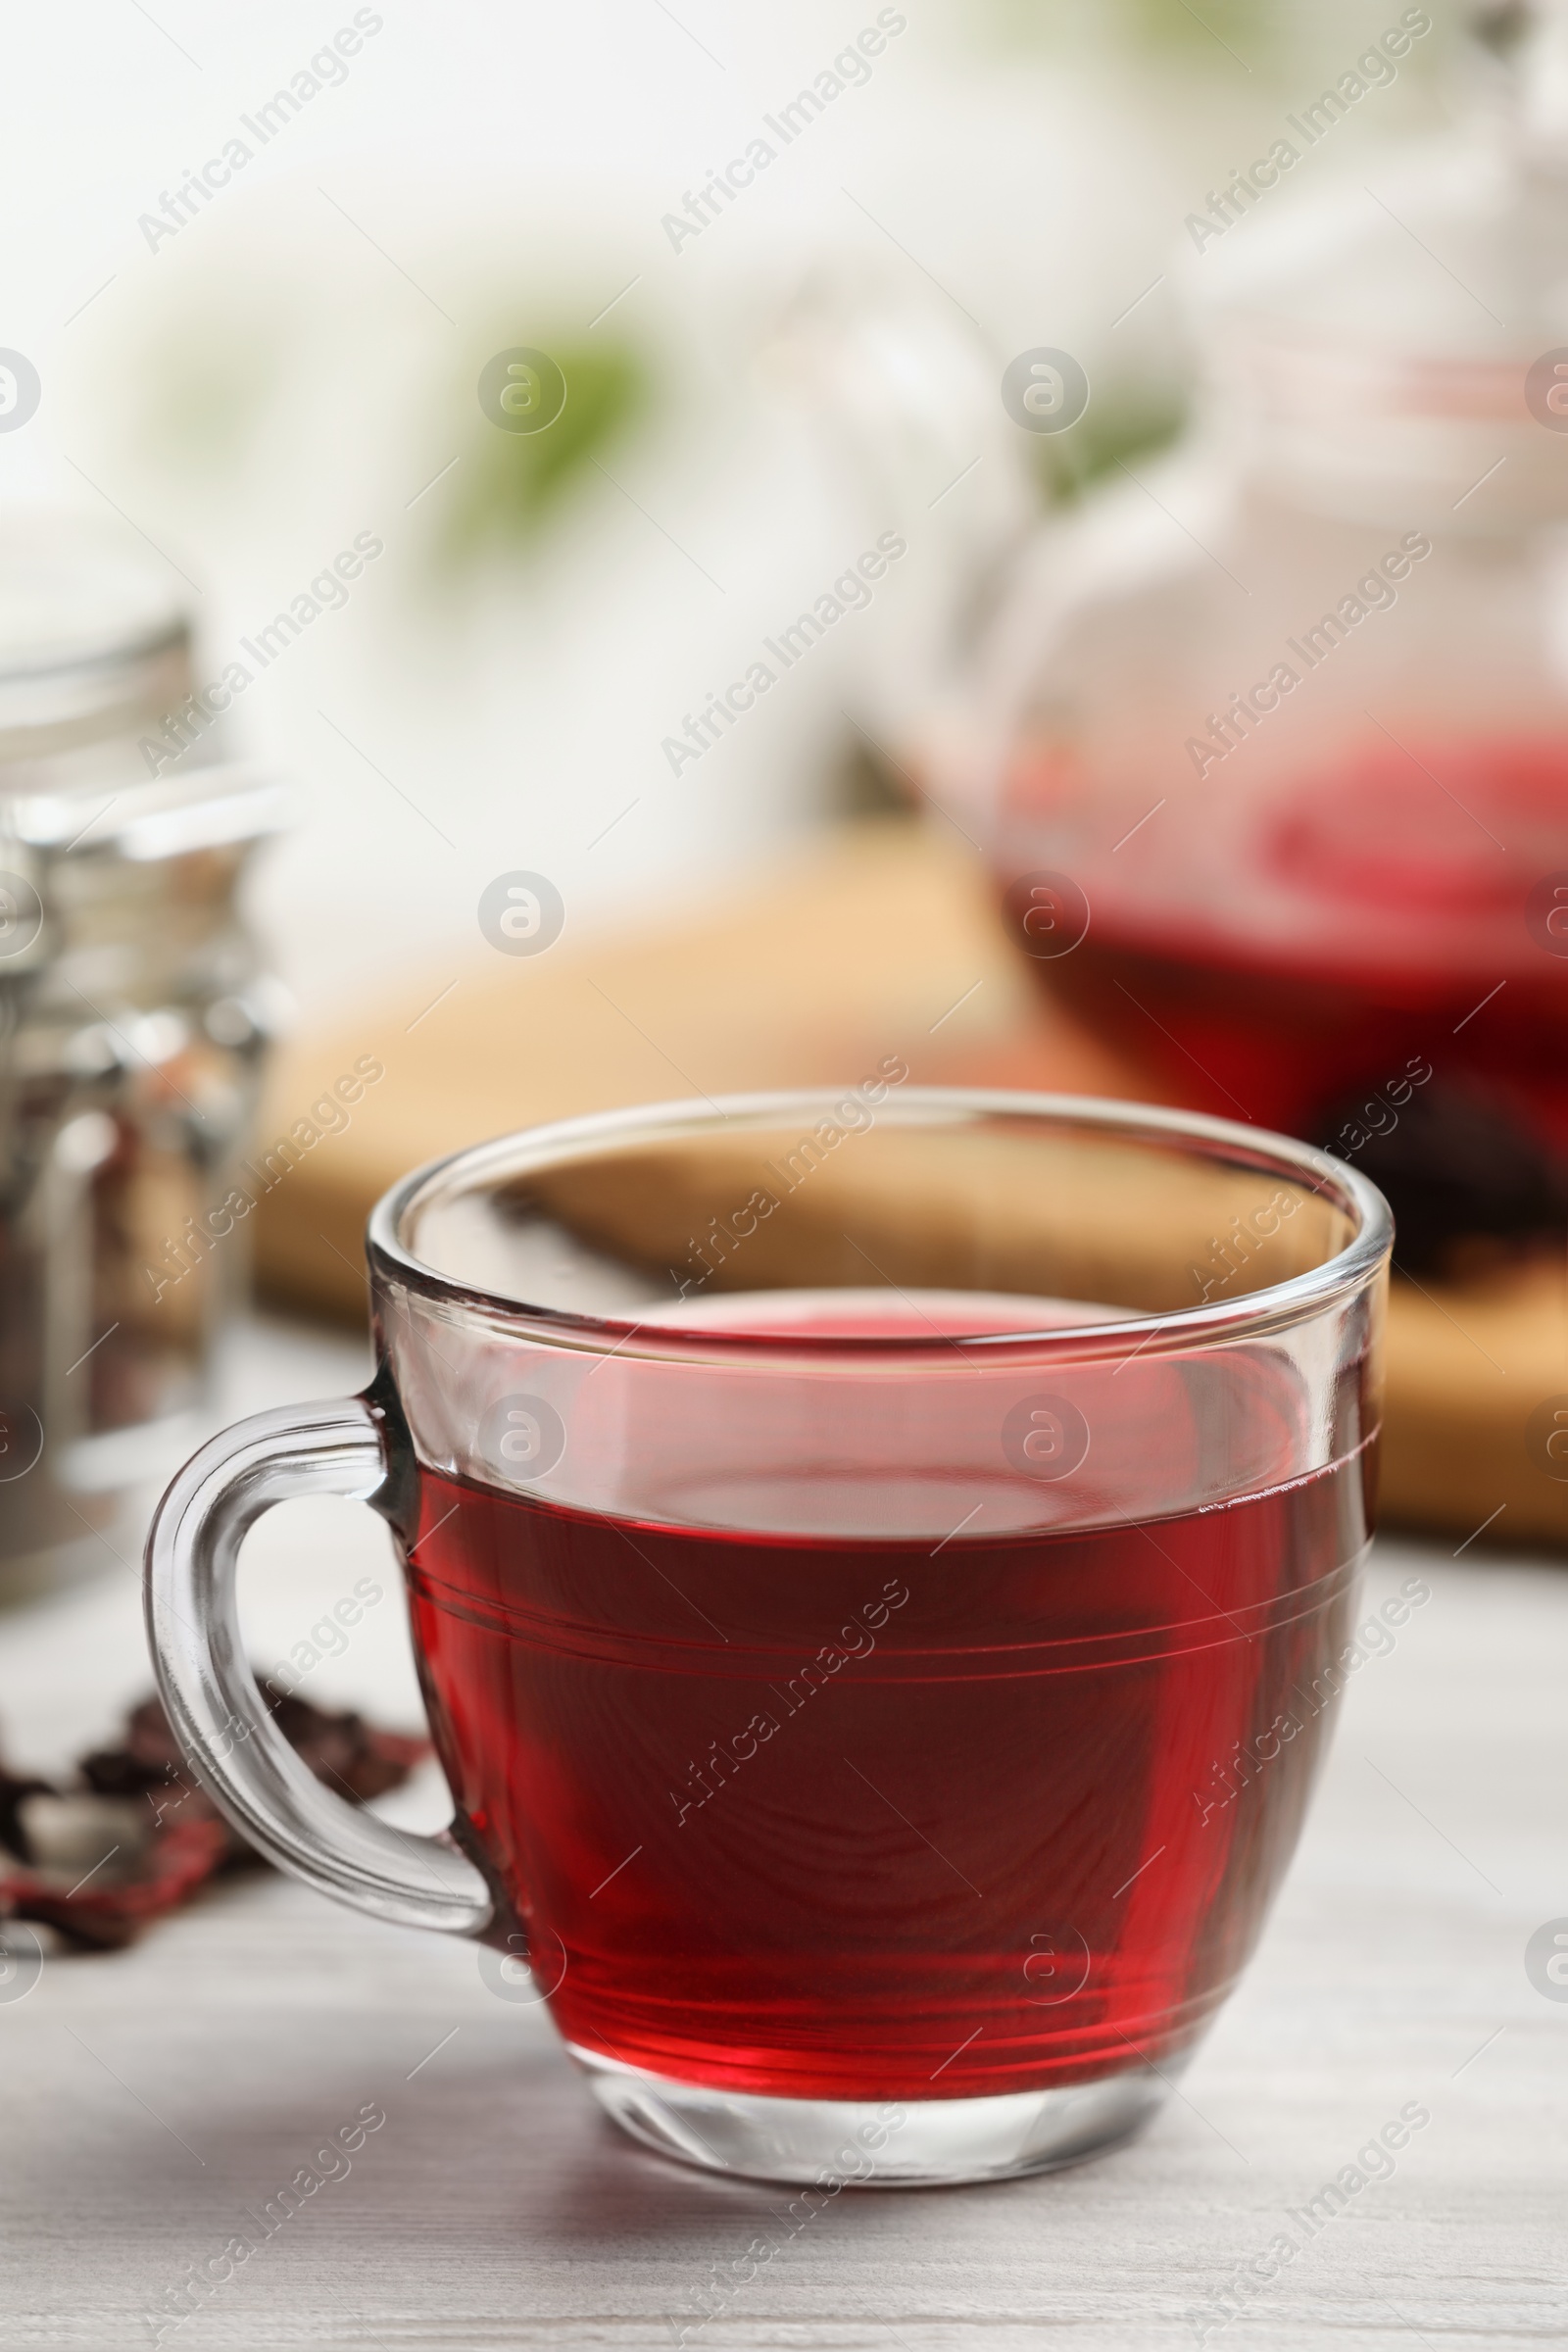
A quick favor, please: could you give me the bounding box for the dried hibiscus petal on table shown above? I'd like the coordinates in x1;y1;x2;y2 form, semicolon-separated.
0;1687;427;1950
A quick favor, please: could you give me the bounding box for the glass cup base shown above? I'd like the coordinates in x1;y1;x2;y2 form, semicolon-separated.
570;2046;1174;2186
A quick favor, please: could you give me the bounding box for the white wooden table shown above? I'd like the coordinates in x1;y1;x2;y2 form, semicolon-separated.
0;1317;1562;2351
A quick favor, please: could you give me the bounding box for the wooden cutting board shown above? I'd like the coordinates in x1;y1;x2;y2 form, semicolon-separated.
253;817;1568;1549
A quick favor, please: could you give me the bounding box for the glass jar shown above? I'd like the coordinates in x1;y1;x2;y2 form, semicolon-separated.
0;512;285;1596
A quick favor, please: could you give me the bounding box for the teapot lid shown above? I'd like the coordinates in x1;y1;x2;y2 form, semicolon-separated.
1183;1;1568;519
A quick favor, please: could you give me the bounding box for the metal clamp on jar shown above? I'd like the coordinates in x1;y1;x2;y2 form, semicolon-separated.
0;514;286;1598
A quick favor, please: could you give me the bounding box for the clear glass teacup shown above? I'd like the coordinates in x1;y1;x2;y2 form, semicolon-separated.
146;1088;1389;2186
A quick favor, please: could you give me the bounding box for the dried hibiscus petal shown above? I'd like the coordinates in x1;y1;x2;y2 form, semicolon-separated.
0;1685;428;1949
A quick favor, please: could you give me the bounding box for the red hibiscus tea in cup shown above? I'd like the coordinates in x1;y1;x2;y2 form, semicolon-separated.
148;1093;1389;2185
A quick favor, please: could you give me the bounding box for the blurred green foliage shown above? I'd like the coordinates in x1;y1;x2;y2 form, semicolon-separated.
1106;0;1276;50
1032;384;1191;505
436;340;649;564
990;0;1457;75
992;0;1286;59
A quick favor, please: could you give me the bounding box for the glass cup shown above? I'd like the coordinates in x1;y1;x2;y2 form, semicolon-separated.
145;1088;1389;2187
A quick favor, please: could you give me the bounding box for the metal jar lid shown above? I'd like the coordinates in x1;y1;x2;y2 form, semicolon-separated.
0;512;288;970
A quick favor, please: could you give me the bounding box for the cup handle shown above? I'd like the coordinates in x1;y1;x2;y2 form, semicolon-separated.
144;1395;492;1938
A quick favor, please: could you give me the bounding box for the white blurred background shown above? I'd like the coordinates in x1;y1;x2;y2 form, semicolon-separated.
1;0;1449;1018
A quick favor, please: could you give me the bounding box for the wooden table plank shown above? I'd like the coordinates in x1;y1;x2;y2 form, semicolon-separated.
244;819;1568;1549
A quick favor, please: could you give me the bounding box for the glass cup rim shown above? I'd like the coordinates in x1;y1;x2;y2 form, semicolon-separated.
366;1088;1392;1363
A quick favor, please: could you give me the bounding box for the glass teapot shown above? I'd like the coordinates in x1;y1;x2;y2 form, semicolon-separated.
803;0;1568;1276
